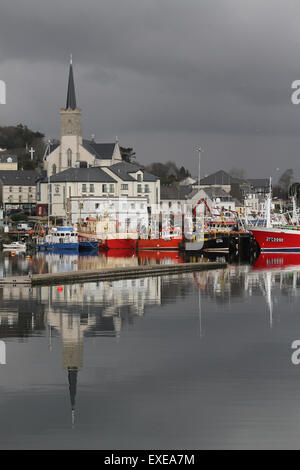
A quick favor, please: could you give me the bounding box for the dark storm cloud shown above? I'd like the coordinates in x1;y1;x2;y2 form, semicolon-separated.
1;0;300;177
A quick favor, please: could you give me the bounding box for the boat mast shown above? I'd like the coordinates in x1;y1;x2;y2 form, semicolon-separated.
266;176;272;228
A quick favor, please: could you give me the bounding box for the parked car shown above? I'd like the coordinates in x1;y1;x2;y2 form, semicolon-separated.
17;223;32;231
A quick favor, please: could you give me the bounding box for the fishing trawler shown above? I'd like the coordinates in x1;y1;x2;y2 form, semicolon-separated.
36;227;79;251
250;182;300;253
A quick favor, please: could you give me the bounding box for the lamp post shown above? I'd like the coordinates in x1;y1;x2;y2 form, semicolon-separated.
197;147;203;186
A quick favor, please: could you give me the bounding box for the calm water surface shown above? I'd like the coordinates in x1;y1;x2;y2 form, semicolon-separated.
1;253;300;449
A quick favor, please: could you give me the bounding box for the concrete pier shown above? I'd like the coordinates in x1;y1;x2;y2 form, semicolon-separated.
0;261;227;287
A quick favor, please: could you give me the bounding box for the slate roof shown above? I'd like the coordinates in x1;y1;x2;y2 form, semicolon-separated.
82;140;116;160
0;170;40;186
49;143;60;153
0;155;17;164
108;161;158;182
200;170;246;186
247;178;270;188
47;141;117;161
160;185;192;200
201;187;233;199
49;167;116;183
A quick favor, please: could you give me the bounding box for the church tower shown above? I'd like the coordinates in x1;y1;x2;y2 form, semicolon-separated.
59;56;82;172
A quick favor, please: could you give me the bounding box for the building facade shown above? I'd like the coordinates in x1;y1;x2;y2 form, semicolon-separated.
0;170;39;213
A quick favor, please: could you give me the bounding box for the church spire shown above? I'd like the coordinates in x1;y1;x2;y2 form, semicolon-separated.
66;55;77;110
68;366;78;427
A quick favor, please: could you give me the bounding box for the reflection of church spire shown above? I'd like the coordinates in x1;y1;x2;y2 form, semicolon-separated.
66;55;77;110
68;366;78;427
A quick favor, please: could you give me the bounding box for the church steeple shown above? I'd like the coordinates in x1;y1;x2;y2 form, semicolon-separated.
66;54;77;110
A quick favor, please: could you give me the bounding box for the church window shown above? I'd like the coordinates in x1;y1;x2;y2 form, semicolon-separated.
52;164;57;175
67;149;72;167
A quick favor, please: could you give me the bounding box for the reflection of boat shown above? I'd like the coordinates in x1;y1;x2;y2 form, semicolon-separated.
137;250;183;263
104;249;136;258
3;241;26;251
252;252;300;271
37;227;79;251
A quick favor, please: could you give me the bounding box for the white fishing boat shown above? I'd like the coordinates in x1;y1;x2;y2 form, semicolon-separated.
36;227;79;251
2;241;26;251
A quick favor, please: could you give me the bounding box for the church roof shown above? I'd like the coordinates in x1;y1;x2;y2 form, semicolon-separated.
66;57;77;110
49;167;116;183
82;140;116;160
108;161;158;182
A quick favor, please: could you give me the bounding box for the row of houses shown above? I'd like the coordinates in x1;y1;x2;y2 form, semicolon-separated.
0;165;270;220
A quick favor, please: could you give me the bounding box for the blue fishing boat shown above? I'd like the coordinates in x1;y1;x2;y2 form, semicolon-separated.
36;227;79;251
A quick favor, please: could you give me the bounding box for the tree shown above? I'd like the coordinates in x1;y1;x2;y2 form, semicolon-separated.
229;167;246;180
145;161;191;185
273;169;293;200
120;147;136;163
289;182;300;200
0;124;45;171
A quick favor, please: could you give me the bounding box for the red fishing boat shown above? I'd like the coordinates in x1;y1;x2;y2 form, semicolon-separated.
136;238;182;251
98;239;137;250
250;227;300;253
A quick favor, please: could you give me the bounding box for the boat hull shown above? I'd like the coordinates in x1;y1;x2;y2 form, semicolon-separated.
37;243;79;251
98;239;137;250
137;238;182;250
250;228;300;252
79;241;99;251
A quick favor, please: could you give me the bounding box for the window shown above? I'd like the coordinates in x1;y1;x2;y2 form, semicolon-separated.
144;184;149;193
137;173;142;182
29;186;32;193
82;184;87;192
121;184;128;190
90;184;94;193
137;184;142;193
109;184;114;193
102;184;107;193
95;203;100;209
19;195;22;203
52;164;57;175
67;148;72;167
9;186;12;193
55;185;60;194
19;187;22;193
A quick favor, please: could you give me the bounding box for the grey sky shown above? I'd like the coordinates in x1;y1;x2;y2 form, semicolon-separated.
1;0;300;180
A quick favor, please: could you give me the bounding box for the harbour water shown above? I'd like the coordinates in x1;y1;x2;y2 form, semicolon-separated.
1;253;300;449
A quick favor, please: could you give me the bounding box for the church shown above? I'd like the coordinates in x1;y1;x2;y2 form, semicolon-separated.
37;58;160;218
45;57;123;177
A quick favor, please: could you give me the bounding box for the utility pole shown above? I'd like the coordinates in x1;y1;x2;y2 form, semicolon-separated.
197;147;203;186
